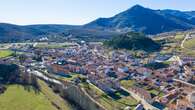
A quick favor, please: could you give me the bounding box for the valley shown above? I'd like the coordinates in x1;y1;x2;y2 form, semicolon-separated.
0;3;195;110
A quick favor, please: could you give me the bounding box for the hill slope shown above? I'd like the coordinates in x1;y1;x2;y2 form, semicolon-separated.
0;23;119;42
1;5;195;41
0;85;57;110
104;32;161;52
85;5;195;34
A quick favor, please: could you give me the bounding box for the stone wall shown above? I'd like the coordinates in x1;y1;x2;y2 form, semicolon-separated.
49;81;106;110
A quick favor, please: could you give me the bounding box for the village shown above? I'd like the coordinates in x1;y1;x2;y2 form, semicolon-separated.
0;40;194;110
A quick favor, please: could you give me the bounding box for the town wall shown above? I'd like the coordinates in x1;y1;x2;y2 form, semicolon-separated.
49;81;106;110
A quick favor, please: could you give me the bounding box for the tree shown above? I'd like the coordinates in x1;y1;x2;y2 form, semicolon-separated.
33;50;42;62
104;32;161;52
0;64;19;83
31;74;40;91
19;54;27;65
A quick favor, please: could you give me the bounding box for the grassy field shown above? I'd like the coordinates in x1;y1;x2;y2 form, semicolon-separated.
120;79;165;98
0;50;13;58
148;89;164;97
60;73;81;82
175;34;184;41
35;43;71;49
183;38;195;50
0;85;57;110
0;79;75;110
156;33;195;56
38;79;75;110
120;80;135;89
181;49;195;57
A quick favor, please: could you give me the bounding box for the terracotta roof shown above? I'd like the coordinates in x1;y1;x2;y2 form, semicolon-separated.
130;86;152;100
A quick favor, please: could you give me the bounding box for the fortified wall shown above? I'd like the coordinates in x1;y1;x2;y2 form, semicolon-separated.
47;80;106;110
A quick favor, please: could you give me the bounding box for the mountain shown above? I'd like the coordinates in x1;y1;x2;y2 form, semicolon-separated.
160;10;195;24
0;23;119;42
1;5;195;41
185;11;195;18
0;23;75;41
104;32;161;52
185;11;195;24
85;5;195;34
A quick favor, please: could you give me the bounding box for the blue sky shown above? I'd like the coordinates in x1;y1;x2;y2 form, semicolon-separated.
0;0;194;25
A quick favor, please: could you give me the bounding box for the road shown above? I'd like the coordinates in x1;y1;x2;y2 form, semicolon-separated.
181;33;190;49
173;78;195;88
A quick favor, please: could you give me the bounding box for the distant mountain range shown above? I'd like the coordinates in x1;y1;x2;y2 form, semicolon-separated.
1;5;195;41
0;23;119;42
85;5;195;34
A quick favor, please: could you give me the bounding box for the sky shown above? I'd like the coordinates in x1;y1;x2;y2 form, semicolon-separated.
0;0;195;25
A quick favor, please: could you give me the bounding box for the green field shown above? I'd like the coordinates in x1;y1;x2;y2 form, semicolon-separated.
0;79;75;110
120;80;135;89
175;34;184;41
0;50;13;58
35;43;69;49
184;38;195;50
181;49;195;57
120;80;165;98
38;79;74;110
0;85;57;110
180;38;195;56
60;73;82;82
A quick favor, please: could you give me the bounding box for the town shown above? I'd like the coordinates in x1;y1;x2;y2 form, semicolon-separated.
1;1;195;110
0;33;194;110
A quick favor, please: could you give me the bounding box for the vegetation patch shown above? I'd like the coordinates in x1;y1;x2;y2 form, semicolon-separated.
35;43;69;49
81;82;138;110
175;34;184;41
38;79;74;110
144;62;169;70
0;85;57;110
0;50;13;58
60;73;82;82
0;64;19;83
120;80;135;89
104;32;161;52
183;38;195;50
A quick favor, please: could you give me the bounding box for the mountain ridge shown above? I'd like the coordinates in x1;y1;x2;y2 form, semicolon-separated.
85;5;195;34
1;5;195;41
0;23;120;42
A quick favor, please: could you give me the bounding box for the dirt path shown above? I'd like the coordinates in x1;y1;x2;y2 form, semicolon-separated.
181;33;190;49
